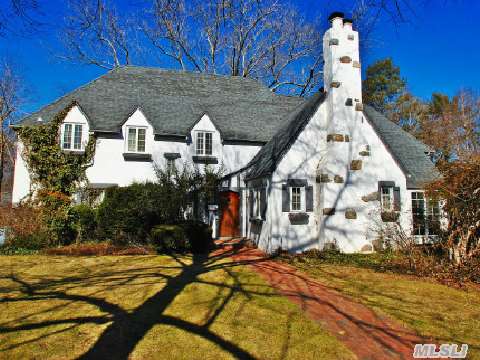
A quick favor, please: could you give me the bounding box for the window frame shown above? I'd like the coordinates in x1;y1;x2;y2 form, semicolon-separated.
61;122;85;151
195;131;213;156
411;191;441;238
166;158;176;173
380;186;394;212
290;186;305;212
126;126;147;153
254;189;261;218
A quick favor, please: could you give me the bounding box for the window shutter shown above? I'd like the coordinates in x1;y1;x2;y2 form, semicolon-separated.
306;186;313;212
249;190;254;217
282;184;289;212
260;188;267;220
393;187;401;211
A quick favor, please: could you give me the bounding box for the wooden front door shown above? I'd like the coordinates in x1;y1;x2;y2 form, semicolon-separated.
219;191;240;238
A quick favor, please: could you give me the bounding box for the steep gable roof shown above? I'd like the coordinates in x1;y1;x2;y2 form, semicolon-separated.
245;91;327;180
18;66;304;143
363;105;440;189
245;96;439;189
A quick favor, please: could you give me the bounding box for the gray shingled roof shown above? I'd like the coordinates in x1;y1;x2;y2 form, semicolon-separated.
246;91;327;180
363;105;440;189
18;66;304;142
245;96;439;189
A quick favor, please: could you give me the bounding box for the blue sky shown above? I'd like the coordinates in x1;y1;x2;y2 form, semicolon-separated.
1;0;479;116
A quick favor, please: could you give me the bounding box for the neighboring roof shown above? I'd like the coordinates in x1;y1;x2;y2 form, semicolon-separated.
363;105;440;189
18;66;304;143
245;91;327;180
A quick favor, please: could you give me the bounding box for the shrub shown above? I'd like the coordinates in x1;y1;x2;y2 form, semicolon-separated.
183;221;213;253
69;204;97;243
44;242;156;256
150;225;187;252
0;206;44;241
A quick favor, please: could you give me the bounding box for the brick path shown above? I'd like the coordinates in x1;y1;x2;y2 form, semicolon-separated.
220;240;427;360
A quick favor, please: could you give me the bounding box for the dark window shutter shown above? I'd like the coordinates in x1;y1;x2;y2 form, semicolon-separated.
305;186;313;212
260;188;267;219
282;184;289;212
249;190;254;217
393;187;401;211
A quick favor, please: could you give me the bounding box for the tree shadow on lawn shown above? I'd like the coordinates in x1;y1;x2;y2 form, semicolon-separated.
0;243;275;360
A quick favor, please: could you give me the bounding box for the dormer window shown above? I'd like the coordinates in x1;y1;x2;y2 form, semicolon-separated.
61;123;84;151
195;131;212;156
127;126;146;153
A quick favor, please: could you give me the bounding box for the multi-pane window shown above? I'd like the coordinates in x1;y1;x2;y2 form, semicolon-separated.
61;123;83;150
196;131;213;155
255;190;261;218
290;187;302;211
381;186;394;212
127;127;146;153
411;191;441;237
167;158;176;173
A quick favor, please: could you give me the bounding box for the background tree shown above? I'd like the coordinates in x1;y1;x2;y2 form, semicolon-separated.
363;57;406;114
0;0;43;37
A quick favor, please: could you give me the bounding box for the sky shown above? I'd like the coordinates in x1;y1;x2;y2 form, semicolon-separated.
1;0;479;116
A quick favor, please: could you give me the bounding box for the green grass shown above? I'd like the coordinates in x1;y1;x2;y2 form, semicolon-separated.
0;254;354;360
283;256;480;359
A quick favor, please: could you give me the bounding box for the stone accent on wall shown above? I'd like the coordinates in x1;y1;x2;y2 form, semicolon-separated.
352;61;361;68
340;56;352;63
334;175;344;183
345;98;353;106
361;191;379;202
350;160;362;170
323;208;335;216
327;133;345;142
330;81;341;88
344;135;350;142
355;103;364;111
381;211;399;222
347;34;355;40
360;244;373;252
359;150;370;156
329;38;339;46
317;173;331;183
345;208;357;219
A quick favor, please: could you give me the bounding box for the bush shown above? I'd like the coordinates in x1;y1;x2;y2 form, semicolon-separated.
150;225;187;252
69;204;96;243
44;242;156;256
96;182;166;244
0;206;44;241
5;232;50;250
183;221;213;253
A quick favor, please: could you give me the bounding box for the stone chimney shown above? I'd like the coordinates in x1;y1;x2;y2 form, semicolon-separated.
323;12;362;106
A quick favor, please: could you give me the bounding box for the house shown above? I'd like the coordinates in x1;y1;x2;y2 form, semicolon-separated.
11;12;439;253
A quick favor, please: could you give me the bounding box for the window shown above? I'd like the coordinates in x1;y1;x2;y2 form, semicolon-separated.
127;127;146;153
381;186;394;212
196;131;213;155
412;191;441;237
255;190;261;218
167;158;176;173
61;123;84;150
290;187;303;212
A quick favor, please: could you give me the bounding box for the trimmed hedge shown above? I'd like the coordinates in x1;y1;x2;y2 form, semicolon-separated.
151;225;187;252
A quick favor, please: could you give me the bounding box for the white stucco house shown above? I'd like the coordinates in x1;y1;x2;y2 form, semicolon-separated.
11;12;439;253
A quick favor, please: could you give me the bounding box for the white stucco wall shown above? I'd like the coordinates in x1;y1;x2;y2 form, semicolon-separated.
12;110;262;203
248;17;411;254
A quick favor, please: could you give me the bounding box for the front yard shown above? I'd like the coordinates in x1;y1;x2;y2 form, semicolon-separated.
0;253;353;360
283;256;480;359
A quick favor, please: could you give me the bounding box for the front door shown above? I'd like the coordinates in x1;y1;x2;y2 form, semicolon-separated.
219;191;240;238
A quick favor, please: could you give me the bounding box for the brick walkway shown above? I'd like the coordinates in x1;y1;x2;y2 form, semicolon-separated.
220;240;427;360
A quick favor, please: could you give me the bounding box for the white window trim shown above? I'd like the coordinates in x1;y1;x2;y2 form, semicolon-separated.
254;189;261;218
380;186;394;212
61;123;85;151
411;191;441;240
125;126;147;153
166;158;176;173
195;131;213;156
290;186;305;212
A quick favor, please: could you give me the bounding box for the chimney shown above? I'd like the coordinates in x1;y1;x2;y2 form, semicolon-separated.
323;12;362;102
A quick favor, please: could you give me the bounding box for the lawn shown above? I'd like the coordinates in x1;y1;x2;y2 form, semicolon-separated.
0;251;354;360
283;256;480;359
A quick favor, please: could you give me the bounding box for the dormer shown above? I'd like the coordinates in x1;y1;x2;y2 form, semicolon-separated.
121;108;154;162
60;105;90;152
190;113;221;165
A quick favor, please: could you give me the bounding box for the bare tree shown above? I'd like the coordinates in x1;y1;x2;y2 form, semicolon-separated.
143;0;323;95
0;0;43;37
61;0;134;69
0;61;22;202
